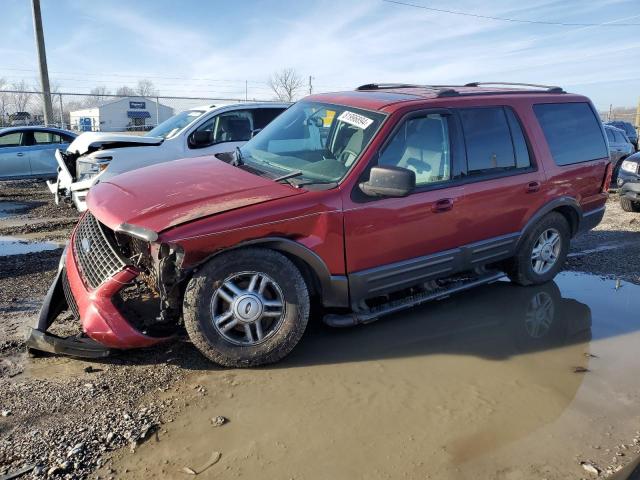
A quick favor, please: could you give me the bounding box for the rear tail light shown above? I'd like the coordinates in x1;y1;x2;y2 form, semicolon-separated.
601;162;613;192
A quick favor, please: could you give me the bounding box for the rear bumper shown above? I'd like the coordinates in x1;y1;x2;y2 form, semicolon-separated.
27;235;172;357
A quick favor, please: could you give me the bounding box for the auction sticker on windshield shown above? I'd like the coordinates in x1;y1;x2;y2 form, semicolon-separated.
338;111;374;129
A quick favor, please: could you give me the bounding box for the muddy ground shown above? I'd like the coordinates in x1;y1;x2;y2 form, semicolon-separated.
0;180;639;479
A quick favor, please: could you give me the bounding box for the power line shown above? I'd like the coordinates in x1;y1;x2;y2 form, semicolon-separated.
381;0;640;26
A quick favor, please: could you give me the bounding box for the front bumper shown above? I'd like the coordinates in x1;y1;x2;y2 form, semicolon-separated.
617;170;640;201
26;235;173;357
46;149;96;212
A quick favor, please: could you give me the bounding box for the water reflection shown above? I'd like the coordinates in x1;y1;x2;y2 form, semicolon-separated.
287;277;594;366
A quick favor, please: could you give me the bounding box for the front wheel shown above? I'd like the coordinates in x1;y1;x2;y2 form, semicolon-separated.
620;196;640;212
183;248;310;367
506;212;570;286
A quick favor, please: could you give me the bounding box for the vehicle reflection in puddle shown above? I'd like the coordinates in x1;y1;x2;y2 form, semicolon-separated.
0;236;64;255
106;272;640;479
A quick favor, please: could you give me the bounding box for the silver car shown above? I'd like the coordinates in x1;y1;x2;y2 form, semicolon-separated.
0;126;77;180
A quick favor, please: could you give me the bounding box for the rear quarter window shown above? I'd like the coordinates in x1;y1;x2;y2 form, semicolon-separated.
533;102;608;166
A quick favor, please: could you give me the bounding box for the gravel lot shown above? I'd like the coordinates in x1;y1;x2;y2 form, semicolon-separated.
0;180;639;479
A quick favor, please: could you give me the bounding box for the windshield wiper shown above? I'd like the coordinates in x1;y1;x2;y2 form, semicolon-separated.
273;170;304;185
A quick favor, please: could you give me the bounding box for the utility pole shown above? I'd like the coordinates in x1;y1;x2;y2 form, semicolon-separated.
308;76;314;95
245;80;248;101
31;0;53;125
608;104;613;122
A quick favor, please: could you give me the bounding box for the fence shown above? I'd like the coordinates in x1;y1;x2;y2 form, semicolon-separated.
0;90;276;132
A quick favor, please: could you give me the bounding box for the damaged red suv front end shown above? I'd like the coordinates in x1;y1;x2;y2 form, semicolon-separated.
27;212;173;357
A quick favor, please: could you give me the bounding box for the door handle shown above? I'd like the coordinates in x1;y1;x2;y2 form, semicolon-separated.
432;198;454;213
526;181;541;193
16;152;24;157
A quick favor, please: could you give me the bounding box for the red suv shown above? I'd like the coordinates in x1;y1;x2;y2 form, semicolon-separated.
28;82;611;367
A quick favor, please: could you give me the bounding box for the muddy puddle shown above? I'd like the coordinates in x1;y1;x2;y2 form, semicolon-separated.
0;235;64;256
0;201;31;218
98;272;640;478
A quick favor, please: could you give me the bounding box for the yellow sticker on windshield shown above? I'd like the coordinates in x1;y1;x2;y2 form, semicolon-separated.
338;111;374;129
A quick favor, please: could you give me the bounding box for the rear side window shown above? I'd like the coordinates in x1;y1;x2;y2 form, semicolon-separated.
0;132;23;148
605;128;615;143
533;102;608;166
458;107;531;174
252;108;285;130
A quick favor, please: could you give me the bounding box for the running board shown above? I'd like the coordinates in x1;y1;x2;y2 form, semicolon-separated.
323;272;505;328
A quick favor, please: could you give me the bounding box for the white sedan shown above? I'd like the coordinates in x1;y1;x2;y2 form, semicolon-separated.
48;102;289;211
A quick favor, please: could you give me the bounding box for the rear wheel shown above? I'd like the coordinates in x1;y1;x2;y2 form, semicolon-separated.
506;212;570;286
620;196;640;212
183;248;310;367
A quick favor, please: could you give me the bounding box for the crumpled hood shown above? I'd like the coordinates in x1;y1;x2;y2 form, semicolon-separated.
87;156;304;233
67;132;163;156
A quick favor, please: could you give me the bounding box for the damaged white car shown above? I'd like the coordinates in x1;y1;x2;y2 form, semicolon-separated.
48;102;289;210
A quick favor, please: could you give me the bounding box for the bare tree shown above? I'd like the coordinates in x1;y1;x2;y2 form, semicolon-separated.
10;80;33;113
268;68;305;102
83;86;111;107
136;79;158;97
116;85;136;96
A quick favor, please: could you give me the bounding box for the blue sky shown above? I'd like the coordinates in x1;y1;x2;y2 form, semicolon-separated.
0;0;638;108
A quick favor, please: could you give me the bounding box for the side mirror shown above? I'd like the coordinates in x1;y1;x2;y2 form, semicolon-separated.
359;166;416;198
189;130;213;148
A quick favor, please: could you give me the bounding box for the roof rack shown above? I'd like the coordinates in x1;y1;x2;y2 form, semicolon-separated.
464;82;565;93
354;82;566;98
355;83;460;98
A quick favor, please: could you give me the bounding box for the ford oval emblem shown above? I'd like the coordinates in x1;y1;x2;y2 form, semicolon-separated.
81;237;91;253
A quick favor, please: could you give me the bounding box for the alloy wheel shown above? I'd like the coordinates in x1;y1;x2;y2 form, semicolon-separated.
210;271;286;346
531;228;561;275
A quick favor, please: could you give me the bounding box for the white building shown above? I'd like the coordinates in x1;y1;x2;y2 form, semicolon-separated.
69;97;174;132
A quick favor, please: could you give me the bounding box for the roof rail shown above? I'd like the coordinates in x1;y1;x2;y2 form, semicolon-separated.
355;83;460;98
356;83;420;91
464;82;565;93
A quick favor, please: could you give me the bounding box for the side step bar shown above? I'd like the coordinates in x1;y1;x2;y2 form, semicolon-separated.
323;271;505;328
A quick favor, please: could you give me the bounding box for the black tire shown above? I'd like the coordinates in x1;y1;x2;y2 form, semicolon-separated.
620;196;640;212
183;248;310;367
506;212;570;286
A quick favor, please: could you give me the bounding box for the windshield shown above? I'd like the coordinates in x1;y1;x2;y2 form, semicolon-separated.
145;109;206;139
240;101;385;184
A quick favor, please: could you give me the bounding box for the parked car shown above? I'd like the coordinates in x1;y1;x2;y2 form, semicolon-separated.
606;120;638;150
48;102;290;210
616;152;640;212
603;124;634;184
28;82;610;367
0;126;77;180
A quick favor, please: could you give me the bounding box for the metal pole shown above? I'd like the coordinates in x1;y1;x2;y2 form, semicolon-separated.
155;96;160;127
608;104;612;122
245;80;248;101
309;76;313;95
31;0;53;125
58;93;63;127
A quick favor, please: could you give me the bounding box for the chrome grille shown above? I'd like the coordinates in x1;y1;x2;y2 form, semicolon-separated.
74;213;127;289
